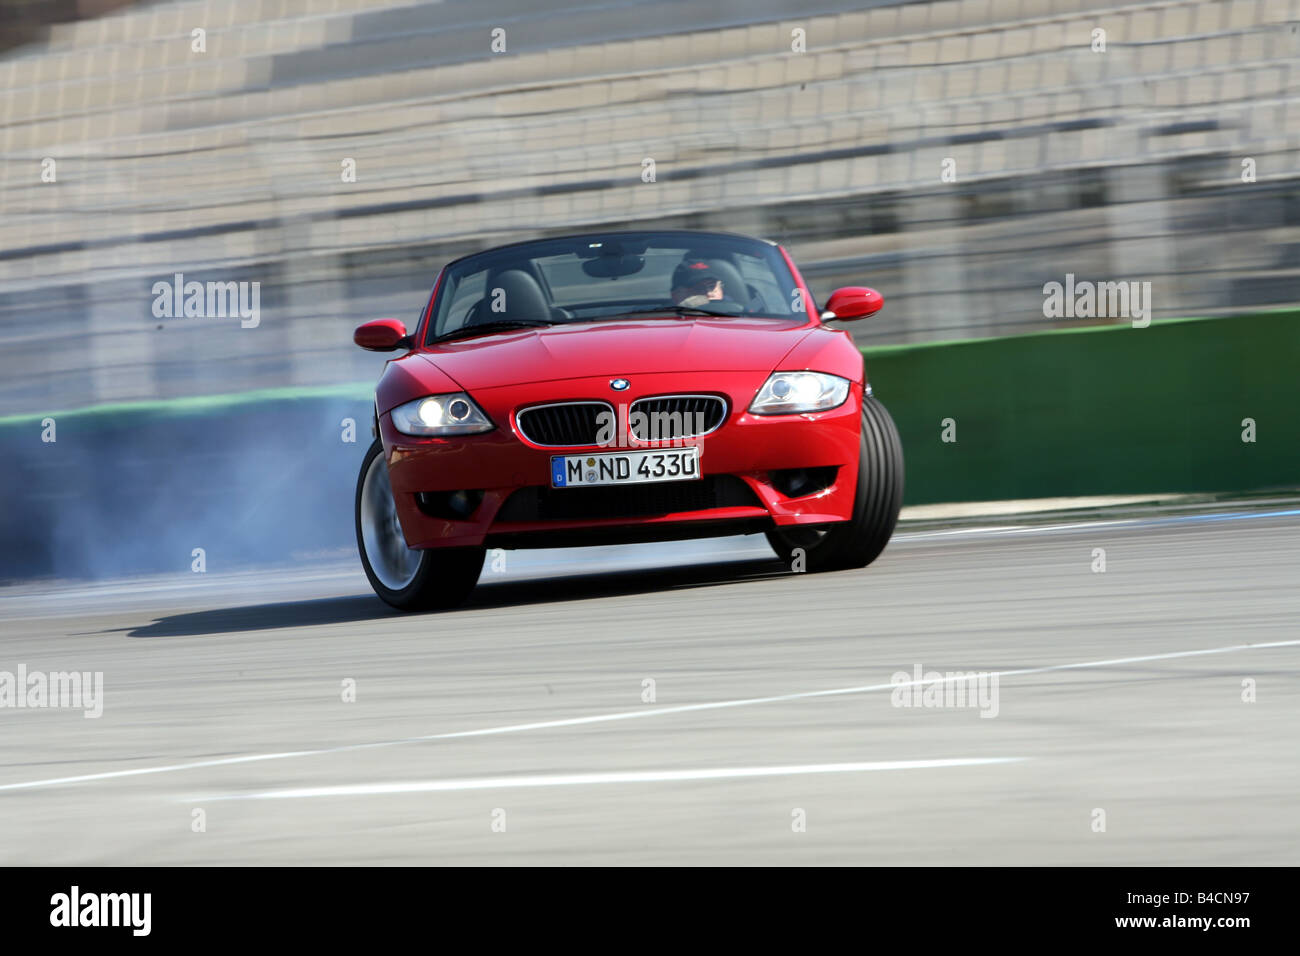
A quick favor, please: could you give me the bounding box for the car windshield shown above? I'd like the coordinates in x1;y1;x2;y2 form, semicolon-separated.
426;232;805;343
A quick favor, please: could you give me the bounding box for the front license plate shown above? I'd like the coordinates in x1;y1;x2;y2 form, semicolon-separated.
551;447;701;488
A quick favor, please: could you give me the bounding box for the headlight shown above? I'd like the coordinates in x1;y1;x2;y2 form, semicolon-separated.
389;393;494;436
748;372;851;415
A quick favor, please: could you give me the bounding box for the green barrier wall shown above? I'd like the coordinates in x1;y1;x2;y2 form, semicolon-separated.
862;311;1300;505
2;311;1295;519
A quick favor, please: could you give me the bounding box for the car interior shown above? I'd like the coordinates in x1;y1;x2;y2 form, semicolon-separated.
444;242;790;336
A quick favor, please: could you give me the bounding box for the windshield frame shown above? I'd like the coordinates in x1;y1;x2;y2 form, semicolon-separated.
420;230;807;346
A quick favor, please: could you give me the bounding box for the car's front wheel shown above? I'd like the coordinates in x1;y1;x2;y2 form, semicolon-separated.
355;439;484;610
766;395;904;573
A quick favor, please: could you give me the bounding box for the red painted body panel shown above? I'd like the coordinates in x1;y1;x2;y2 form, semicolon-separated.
410;316;815;394
774;326;866;385
822;286;885;320
363;236;875;551
382;376;863;548
353;318;409;351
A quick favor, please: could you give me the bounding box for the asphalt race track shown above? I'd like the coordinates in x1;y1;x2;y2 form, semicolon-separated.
1;507;1297;865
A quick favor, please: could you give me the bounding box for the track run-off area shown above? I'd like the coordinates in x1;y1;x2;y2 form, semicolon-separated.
1;506;1297;864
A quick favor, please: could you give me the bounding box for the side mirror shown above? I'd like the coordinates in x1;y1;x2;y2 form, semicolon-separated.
354;318;411;351
820;287;884;321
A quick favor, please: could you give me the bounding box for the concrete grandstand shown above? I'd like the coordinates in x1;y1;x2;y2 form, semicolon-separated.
1;0;1297;413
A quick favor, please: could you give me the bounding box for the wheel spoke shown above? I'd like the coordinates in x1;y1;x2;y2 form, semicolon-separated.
360;453;422;591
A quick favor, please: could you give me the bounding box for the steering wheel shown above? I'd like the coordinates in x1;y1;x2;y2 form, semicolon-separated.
710;298;746;315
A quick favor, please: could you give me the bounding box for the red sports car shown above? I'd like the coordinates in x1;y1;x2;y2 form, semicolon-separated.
353;230;903;610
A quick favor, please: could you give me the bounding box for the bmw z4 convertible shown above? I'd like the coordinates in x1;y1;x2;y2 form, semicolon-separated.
353;230;903;610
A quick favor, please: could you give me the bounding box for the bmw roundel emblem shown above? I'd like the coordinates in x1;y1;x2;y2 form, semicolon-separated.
610;378;630;391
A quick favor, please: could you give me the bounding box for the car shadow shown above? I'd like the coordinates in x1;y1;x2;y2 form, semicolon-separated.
123;556;788;638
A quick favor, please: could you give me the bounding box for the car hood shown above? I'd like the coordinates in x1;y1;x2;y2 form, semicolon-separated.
416;317;817;390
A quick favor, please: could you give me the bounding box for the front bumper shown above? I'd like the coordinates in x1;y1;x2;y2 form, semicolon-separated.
381;372;863;549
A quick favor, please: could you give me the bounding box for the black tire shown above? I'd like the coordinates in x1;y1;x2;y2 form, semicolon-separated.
355;439;484;610
766;395;904;573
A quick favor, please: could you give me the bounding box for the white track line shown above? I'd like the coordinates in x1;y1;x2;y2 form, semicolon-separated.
0;639;1295;794
196;758;1027;801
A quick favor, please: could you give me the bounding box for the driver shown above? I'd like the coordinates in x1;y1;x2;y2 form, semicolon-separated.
670;259;726;308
